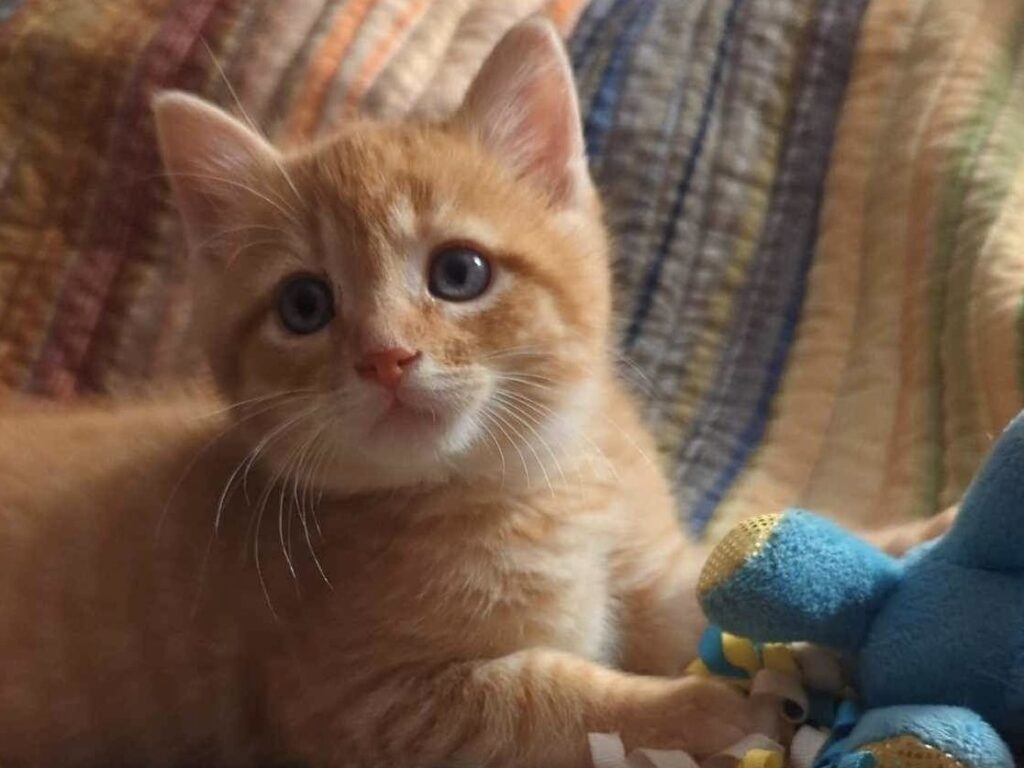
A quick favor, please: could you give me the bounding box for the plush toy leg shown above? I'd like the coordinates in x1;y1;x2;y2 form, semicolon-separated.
818;706;1013;768
699;511;901;651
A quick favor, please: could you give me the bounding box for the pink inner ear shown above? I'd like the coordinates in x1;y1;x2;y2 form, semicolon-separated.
520;69;580;204
458;20;588;209
153;91;278;250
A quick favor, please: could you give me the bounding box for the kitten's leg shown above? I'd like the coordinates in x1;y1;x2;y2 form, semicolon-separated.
274;649;752;768
857;504;958;556
612;530;714;677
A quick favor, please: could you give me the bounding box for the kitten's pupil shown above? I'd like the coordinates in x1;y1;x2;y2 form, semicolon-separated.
446;259;469;286
278;276;334;335
294;287;318;317
428;247;491;302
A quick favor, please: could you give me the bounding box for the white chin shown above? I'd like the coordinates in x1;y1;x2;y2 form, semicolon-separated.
365;404;479;460
306;398;488;494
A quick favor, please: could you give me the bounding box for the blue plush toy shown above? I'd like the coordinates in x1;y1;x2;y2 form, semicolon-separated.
698;411;1024;768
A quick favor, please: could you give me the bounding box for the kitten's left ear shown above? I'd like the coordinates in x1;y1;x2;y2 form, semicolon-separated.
456;18;591;210
152;90;280;252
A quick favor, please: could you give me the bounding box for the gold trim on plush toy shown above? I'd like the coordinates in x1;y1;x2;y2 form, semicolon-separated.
698;514;783;595
860;735;966;768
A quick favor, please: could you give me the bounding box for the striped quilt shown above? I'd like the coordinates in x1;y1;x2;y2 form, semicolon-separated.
1;0;1022;538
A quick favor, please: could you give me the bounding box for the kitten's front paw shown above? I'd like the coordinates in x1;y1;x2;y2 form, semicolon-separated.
626;676;755;758
866;505;958;557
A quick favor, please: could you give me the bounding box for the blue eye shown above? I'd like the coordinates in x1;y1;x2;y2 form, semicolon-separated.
428;246;492;302
278;276;334;335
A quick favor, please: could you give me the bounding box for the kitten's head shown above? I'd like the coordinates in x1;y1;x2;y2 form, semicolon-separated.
154;20;613;493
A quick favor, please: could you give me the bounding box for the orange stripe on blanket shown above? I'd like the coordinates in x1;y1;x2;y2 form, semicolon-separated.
340;0;432;118
285;0;380;141
880;1;990;519
545;0;590;35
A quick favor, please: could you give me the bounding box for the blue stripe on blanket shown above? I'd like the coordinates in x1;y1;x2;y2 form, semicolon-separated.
624;0;745;350
569;0;869;534
570;0;633;75
582;0;656;160
685;0;869;534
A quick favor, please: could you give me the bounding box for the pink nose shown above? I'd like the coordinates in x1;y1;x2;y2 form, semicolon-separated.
354;347;421;389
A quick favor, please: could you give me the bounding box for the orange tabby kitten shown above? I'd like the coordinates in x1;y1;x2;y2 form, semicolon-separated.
0;20;753;767
1;18;949;768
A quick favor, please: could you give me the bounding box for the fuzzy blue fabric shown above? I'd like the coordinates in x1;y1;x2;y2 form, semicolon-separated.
860;555;1024;741
699;410;1024;766
936;410;1024;571
701;512;901;652
825;707;1014;768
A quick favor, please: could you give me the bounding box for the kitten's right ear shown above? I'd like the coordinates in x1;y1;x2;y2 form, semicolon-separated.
455;18;591;211
152;91;279;251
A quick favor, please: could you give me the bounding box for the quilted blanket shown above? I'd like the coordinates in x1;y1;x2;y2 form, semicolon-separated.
574;0;1024;538
1;0;1021;538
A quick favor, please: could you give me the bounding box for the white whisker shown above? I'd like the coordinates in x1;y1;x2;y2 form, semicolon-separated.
498;388;620;483
190;223;296;258
160;392;316;538
247;404;323;617
215;405;317;536
492;394;566;489
291;416;335;587
196;388;319;420
199;37;303;206
490;402;553;495
161;171;302;229
481;405;531;487
189;396;318;617
474;411;508;485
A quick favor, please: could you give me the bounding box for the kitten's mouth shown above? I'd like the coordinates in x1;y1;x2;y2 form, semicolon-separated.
370;393;447;434
361;382;480;455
